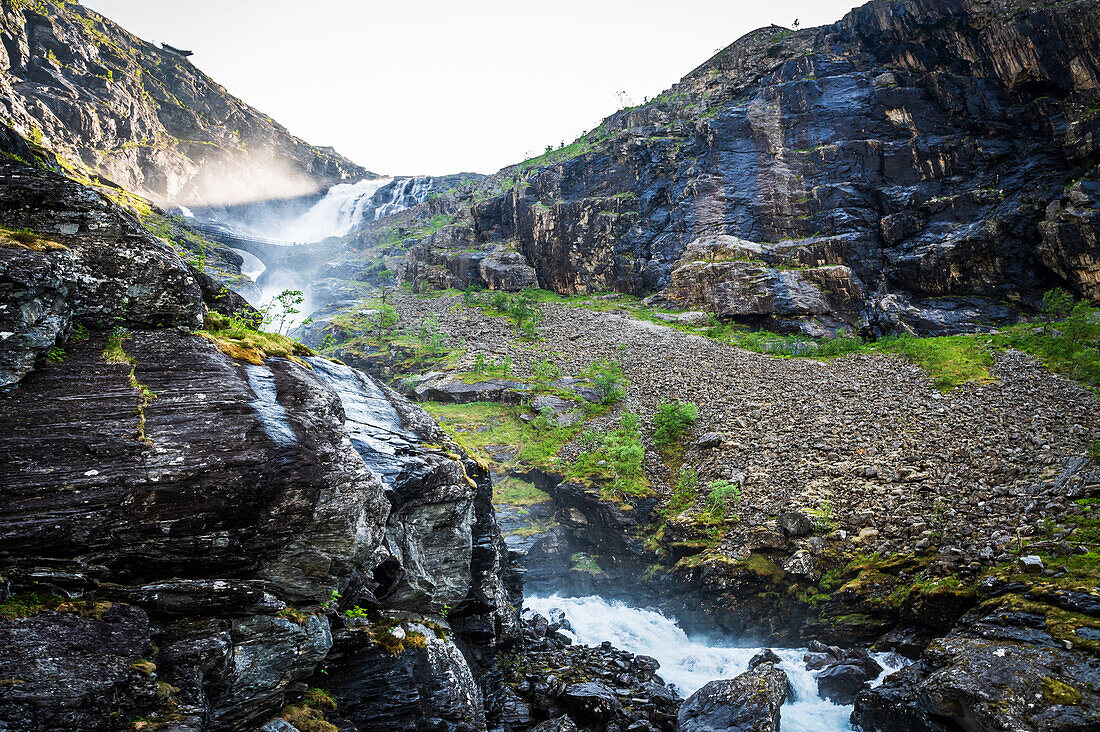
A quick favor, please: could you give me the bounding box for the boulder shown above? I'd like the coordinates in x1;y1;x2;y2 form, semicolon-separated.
530;394;585;426
815;652;882;705
0;604;158;731
695;432;725;449
777;511;814;538
325;623;484;732
561;681;622;725
677;663;789;732
402;371;530;404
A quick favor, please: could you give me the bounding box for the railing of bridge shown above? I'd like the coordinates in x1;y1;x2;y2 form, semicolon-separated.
194;223;306;248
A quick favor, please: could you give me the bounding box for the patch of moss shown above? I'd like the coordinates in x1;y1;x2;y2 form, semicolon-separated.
277;607;309;625
279;704;338;732
570;552;603;575
101;329;156;443
0;592;113;620
1042;676;1083;706
130;659;156;676
0;226;68;252
199;311;313;366
492;476;550;506
302;688;337;711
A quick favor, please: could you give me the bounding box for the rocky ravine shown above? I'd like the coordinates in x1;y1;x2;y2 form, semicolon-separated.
314;287;1100;730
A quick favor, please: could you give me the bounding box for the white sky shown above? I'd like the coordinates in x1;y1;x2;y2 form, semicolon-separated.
82;0;862;176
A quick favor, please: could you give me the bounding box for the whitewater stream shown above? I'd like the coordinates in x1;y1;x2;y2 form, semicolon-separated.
525;595;906;732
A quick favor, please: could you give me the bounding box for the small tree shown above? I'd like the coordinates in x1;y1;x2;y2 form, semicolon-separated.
265;289;305;334
1042;287;1074;321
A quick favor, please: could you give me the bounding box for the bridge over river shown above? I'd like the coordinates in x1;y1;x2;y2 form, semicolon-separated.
194;223;310;264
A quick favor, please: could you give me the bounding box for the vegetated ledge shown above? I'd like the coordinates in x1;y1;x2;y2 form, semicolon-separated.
197;311;315;367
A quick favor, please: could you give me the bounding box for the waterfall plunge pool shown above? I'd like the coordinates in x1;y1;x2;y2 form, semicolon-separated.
524;594;907;732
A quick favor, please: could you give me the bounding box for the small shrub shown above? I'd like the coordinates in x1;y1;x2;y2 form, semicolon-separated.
568;411;648;499
531;359;562;382
653;400;699;446
585;359;627;405
706;479;741;514
666;465;699;515
1089;440;1100;463
45;346;65;363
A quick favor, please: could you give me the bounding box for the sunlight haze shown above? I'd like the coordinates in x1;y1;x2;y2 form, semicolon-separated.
82;0;863;176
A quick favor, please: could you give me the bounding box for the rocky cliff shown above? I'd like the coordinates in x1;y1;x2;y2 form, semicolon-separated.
317;0;1100;337
0;0;372;207
0;158;521;731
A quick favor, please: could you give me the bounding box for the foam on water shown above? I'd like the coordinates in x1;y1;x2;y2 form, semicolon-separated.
525;594;906;732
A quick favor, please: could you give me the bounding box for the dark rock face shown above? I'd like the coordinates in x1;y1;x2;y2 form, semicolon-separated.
0;160;205;387
0;604;157;731
380;0;1100;335
322;620;485;732
853;606;1100;731
676;663;789;732
0;331;388;603
0;3;372;205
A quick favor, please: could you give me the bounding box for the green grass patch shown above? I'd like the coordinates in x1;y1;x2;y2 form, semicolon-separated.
874;334;995;390
493;476;550;506
422;401;578;472
198;311;314;366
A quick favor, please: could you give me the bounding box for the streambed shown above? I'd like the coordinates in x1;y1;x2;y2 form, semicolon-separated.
525;594;907;732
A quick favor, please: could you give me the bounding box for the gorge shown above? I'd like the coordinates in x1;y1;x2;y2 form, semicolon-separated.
1;1;1100;731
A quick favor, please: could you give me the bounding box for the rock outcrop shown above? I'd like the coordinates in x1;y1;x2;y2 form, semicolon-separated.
0;1;372;206
853;602;1100;731
0;158;203;388
324;0;1100;336
676;663;789;732
0;157;518;731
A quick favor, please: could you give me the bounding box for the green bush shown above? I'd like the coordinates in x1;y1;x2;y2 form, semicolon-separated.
1042;287;1074;320
703;478;741;520
531;359;562;381
584;359;627;405
653;400;698;446
569;412;649;499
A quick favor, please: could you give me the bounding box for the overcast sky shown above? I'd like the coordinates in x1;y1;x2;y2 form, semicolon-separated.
82;0;862;176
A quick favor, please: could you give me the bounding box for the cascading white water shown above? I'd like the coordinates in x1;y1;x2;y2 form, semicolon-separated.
525;595;907;732
272;177;392;242
370;176;435;221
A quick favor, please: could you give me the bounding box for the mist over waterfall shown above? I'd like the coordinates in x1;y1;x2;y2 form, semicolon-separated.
525;595;906;732
261;178;392;242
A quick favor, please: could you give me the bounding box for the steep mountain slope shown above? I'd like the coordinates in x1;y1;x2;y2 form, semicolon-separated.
307;0;1100;338
0;0;372;206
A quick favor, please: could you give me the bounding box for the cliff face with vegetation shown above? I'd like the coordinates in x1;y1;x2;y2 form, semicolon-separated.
0;0;372;206
3;0;1100;731
321;0;1097;338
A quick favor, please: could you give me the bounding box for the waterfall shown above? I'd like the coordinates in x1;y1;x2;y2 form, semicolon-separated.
272;177;392;242
525;595;907;732
369;176;436;221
